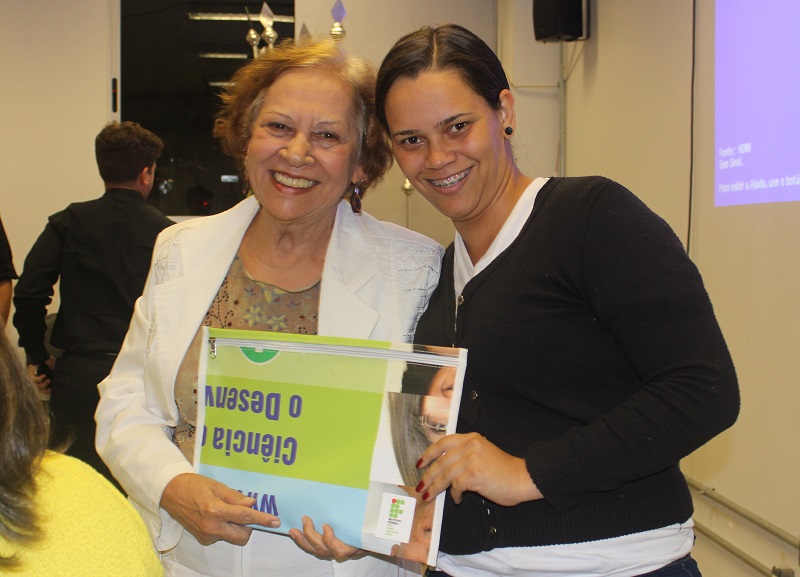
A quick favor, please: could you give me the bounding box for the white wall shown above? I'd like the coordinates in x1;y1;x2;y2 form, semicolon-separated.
1;0;118;344
685;1;800;576
496;0;562;180
565;0;693;244
565;2;799;576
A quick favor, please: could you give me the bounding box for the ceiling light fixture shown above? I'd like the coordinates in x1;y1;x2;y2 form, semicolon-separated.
194;0;349;88
187;12;294;23
198;52;248;60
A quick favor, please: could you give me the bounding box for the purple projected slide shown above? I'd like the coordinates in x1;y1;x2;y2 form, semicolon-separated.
715;0;800;206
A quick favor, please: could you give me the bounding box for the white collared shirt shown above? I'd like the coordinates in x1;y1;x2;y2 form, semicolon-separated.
453;178;547;295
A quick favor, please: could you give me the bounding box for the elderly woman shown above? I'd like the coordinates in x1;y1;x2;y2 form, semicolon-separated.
95;38;442;577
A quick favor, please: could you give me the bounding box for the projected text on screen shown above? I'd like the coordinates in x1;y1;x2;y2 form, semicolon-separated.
715;0;800;206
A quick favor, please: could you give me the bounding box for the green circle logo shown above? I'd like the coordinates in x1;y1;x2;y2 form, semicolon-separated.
240;347;279;363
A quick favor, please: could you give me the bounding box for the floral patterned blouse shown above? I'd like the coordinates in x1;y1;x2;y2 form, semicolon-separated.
172;255;319;461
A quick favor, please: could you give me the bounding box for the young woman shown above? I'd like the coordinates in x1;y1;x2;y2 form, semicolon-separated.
375;23;739;577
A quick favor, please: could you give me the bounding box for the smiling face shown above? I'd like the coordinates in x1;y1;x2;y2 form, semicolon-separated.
384;69;516;230
245;67;365;226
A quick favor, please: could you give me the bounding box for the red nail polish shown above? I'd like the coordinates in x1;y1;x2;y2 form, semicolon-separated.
415;481;424;493
415;458;423;468
422;491;430;501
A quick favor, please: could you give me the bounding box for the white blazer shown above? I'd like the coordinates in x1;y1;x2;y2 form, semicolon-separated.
95;196;443;552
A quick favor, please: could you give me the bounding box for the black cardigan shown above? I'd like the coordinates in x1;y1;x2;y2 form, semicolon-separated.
414;176;739;554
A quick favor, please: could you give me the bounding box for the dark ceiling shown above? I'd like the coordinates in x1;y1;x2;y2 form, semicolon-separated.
122;1;295;96
120;1;295;215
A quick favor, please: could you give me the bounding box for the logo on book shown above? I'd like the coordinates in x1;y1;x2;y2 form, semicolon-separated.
377;492;416;542
389;498;405;519
240;347;279;363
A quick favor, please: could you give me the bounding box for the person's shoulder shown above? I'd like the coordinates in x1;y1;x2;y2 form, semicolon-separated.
53;193;118;224
37;453;135;527
359;210;443;253
138;204;175;230
45;203;74;225
541;175;638;210
155;196;257;244
547;175;622;196
38;452;120;495
63;192;113;212
36;452;164;576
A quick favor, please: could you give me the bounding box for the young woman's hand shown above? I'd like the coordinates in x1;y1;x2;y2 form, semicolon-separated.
289;516;366;562
415;432;543;506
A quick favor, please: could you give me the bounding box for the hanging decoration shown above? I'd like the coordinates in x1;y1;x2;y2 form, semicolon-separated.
330;0;346;40
245;2;279;57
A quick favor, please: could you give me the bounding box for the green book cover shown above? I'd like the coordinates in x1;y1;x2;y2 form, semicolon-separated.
195;327;467;567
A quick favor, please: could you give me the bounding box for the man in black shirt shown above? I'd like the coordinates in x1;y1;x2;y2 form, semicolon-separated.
13;121;173;487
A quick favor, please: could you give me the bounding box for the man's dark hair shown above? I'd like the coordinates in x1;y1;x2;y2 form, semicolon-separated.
95;121;164;184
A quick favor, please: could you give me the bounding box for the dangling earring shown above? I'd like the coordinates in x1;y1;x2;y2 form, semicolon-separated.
242;157;251;197
350;182;362;214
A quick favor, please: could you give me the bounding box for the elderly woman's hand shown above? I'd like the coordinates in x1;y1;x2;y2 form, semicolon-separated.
415;432;544;507
160;473;280;546
288;516;367;562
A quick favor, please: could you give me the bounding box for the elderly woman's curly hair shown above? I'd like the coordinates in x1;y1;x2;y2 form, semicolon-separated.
213;37;392;199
